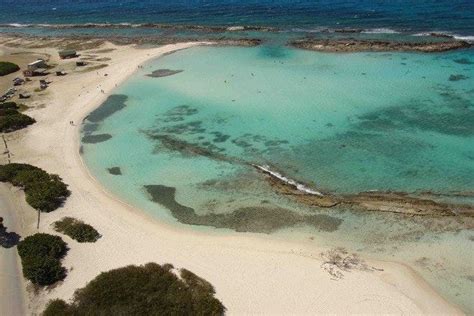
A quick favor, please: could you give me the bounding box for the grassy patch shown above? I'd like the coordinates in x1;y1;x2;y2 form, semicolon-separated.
0;163;70;212
0;102;35;133
17;233;68;286
54;217;100;243
43;263;225;315
0;61;20;76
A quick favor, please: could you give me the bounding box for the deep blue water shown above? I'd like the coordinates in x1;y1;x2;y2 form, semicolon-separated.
1;0;473;37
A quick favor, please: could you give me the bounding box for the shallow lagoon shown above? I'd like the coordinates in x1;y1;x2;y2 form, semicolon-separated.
82;45;474;311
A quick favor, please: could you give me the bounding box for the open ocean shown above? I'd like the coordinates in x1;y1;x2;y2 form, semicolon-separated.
2;0;473;313
0;0;474;41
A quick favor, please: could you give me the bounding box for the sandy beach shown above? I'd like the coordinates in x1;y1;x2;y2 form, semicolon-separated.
0;36;464;315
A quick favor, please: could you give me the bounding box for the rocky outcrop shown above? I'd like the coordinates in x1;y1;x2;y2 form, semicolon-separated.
254;165;474;217
290;38;471;53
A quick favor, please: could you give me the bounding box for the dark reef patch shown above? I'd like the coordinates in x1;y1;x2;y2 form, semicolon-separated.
162;105;198;122
355;96;474;137
453;58;473;65
144;184;342;233
258;45;291;59
265;139;289;147
145;133;230;161
302;130;431;165
85;94;128;123
107;167;122;175
160;120;206;135
231;133;289;153
211;131;230;143
146;69;183;78
448;74;469;81
82;122;100;134
81;134;112;143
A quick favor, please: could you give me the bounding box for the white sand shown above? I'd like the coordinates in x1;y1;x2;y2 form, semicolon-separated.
0;40;463;315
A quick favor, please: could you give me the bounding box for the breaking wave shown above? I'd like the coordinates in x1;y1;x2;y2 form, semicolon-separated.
361;28;400;34
413;31;474;43
0;22;276;32
253;164;324;196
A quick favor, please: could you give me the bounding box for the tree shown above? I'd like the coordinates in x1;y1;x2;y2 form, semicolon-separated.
0;61;20;76
17;233;68;286
43;263;225;315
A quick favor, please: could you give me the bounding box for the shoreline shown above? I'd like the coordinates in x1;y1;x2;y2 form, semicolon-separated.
0;36;465;314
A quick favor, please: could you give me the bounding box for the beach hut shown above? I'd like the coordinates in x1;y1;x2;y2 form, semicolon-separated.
27;59;47;71
76;61;86;67
59;49;77;59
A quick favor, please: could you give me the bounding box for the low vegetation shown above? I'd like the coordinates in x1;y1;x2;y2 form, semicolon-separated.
0;101;20;110
0;61;20;76
0;163;70;212
54;217;101;243
43;263;225;316
0;102;35;133
17;233;68;286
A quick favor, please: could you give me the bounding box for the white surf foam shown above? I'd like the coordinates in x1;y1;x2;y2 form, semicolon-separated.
253;164;324;196
362;28;400;34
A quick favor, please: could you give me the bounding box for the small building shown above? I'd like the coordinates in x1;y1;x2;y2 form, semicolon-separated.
59;49;78;59
56;70;66;76
23;68;48;77
27;59;47;71
76;61;86;67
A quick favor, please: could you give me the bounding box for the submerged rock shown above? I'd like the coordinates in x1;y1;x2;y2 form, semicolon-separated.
146;69;183;78
144;184;342;233
453;58;473;65
85;94;127;123
81;133;112;143
107;167;122;175
449;74;469;81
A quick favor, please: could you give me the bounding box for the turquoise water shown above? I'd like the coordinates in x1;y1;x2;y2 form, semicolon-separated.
81;45;474;311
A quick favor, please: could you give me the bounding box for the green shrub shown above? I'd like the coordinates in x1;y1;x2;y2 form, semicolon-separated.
42;299;71;316
17;233;68;286
21;255;66;286
0;102;35;133
17;233;67;259
43;263;225;316
0;108;19;116
0;163;70;212
0;61;20;76
54;217;101;243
